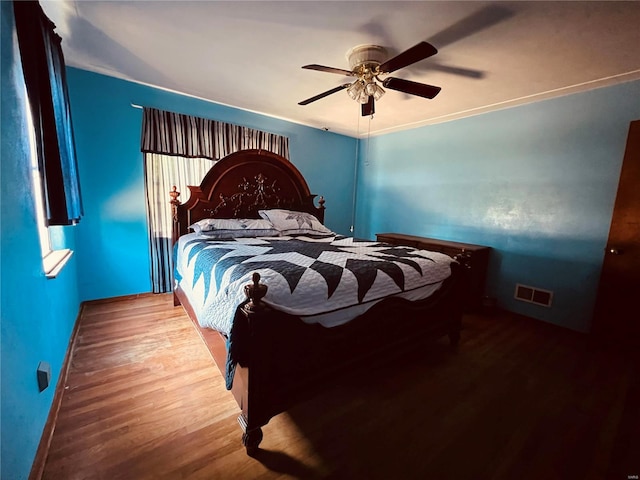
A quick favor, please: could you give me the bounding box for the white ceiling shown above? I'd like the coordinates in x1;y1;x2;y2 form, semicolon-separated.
41;1;640;138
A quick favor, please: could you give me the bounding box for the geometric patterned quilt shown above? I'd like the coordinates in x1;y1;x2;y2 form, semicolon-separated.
174;233;454;336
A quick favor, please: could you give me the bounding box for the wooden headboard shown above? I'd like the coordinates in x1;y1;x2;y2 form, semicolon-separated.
171;149;325;241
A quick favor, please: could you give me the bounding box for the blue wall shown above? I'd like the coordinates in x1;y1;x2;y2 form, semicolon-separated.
355;80;640;332
66;68;357;301
1;3;81;479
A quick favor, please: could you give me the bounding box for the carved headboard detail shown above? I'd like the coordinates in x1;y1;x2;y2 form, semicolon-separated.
172;149;325;241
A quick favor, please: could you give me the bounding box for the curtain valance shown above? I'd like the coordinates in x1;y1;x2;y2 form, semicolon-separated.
140;107;289;160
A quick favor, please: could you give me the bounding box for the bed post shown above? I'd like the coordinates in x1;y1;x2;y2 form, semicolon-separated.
232;274;275;456
317;196;326;223
169;186;181;306
236;272;271;455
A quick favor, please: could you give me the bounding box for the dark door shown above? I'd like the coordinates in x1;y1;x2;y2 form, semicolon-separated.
591;120;640;347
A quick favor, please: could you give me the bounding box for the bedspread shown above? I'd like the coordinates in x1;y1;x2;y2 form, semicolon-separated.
174;233;454;336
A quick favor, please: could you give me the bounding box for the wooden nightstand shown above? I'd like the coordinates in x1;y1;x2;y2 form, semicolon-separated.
376;233;491;312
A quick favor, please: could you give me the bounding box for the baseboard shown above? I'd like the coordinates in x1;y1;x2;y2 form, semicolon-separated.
28;303;85;480
82;291;157;305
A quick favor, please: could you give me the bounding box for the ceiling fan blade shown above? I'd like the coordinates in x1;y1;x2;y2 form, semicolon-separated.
302;64;355;76
382;77;441;99
379;41;438;74
361;96;375;117
427;5;514;49
298;84;351;106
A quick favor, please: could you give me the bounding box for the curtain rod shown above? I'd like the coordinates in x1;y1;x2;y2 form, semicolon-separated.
131;103;143;109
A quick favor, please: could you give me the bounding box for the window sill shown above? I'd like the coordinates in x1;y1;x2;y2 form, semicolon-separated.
44;249;73;279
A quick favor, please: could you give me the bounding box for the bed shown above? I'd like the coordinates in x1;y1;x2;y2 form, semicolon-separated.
171;149;465;454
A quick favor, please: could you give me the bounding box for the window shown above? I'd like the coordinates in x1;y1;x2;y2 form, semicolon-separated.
24;86;72;278
144;153;214;292
14;0;80;277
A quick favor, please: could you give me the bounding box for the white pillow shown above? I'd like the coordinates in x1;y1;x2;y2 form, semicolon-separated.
189;218;280;238
258;209;333;236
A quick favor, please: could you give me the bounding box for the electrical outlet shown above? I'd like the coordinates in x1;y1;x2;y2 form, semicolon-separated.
37;361;51;392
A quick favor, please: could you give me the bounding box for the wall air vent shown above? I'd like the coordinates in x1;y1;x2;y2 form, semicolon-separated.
514;284;553;307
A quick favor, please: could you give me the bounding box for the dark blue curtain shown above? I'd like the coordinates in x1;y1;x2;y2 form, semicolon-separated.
14;0;83;225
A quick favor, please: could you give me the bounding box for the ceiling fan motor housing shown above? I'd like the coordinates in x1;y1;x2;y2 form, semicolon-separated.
346;45;387;73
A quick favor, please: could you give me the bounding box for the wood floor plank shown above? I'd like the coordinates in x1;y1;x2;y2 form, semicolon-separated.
41;294;639;480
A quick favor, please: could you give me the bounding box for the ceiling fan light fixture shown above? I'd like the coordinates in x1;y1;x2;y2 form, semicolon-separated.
373;84;385;101
365;82;385;101
364;82;376;96
347;80;364;100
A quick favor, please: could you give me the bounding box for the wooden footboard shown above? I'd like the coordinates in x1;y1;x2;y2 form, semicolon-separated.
179;260;463;455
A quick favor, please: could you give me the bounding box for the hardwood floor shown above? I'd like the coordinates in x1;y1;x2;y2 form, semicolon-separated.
42;294;639;480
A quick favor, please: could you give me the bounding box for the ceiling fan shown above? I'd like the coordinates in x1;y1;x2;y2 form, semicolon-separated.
298;41;442;116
